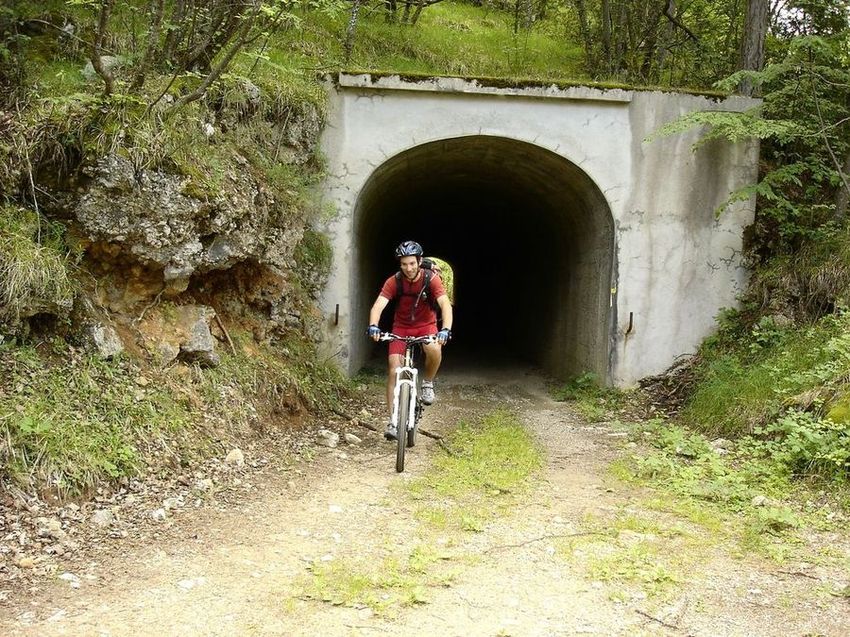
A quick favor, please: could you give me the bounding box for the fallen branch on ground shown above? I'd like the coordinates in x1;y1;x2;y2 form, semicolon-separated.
333;408;446;440
333;407;454;453
214;314;236;355
484;532;607;553
777;569;820;581
635;608;680;630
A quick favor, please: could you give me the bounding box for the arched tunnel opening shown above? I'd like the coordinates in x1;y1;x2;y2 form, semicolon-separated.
352;136;615;382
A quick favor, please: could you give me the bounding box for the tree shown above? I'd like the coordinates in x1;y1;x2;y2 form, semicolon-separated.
382;0;448;25
344;0;362;61
65;0;308;111
738;0;770;95
571;0;705;83
655;34;850;256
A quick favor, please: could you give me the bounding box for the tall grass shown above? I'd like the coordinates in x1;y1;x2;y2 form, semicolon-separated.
682;311;850;438
0;344;192;496
0;205;75;322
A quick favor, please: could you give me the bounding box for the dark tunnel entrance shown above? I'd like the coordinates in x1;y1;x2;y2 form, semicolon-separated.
352;136;615;381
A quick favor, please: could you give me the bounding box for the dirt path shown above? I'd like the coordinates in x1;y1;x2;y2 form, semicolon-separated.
2;370;848;636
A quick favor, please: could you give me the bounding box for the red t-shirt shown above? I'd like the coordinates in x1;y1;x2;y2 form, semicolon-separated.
379;270;446;329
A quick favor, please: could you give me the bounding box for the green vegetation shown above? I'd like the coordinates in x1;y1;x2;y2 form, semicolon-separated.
0;344;190;495
654;34;850;257
1;0;849;511
286;3;583;80
640;10;850;498
0;205;76;324
552;372;629;423
559;509;694;602
617;418;848;559
678;309;850;482
586;541;679;598
0;332;348;497
407;409;542;533
551;411;847;601
0;2;350;496
294;227;334;296
302;409;541;612
305;543;457;615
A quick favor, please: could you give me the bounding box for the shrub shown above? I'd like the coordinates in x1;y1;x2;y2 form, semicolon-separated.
755;410;850;480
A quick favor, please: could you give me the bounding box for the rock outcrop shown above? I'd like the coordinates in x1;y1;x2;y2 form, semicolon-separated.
74;153;304;298
137;304;220;367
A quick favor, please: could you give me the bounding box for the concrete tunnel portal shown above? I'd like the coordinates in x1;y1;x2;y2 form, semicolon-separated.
353;135;616;381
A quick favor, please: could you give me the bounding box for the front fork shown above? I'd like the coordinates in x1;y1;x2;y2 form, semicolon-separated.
391;366;418;431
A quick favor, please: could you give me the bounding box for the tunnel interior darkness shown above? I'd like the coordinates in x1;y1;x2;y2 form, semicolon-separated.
353;136;615;381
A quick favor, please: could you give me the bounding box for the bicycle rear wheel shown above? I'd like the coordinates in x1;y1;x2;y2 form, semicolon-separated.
396;382;411;472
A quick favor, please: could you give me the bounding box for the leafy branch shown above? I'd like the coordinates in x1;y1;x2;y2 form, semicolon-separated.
650;35;850;249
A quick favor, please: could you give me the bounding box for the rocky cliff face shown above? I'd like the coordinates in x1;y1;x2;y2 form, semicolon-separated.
4;89;330;367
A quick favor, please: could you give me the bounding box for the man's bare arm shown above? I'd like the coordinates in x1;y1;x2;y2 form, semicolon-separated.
436;295;453;331
369;296;390;327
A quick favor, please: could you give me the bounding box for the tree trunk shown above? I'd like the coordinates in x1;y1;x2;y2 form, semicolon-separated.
737;0;769;96
411;0;427;25
385;0;398;22
91;0;116;96
161;0;186;64
572;0;594;71
344;0;362;61
613;0;628;75
639;3;666;81
167;2;262;114
513;0;521;34
654;2;677;79
131;0;165;90
833;146;850;223
601;0;612;73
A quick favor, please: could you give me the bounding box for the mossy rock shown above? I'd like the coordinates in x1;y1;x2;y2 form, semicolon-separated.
181;179;211;201
826;393;850;424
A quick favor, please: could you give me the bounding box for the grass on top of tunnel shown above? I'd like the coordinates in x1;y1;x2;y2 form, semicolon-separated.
407;409;543;533
263;2;585;83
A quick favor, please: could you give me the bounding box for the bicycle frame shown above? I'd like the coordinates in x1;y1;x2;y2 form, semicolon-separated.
391;346;418;433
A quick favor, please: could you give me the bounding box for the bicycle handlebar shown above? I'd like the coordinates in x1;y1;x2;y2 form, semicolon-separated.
378;332;437;344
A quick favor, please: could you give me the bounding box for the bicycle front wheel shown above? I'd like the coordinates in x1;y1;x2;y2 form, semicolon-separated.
396;382;411;472
407;399;421;448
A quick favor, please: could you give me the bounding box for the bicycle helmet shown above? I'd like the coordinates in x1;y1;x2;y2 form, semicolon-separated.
395;240;423;258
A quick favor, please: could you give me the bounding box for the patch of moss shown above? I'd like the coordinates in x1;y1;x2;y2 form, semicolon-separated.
180;179;210;201
826;393;850;425
295;228;333;278
335;70;729;99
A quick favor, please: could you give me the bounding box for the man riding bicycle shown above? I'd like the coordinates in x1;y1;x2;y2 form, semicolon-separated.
367;241;454;441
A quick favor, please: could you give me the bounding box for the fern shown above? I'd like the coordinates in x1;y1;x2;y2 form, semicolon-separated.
647;110;801;147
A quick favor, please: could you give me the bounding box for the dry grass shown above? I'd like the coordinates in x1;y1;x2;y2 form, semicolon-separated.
749;238;850;323
0;205;75;322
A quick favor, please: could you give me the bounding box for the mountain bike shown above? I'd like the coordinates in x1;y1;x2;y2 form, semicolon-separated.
378;333;436;472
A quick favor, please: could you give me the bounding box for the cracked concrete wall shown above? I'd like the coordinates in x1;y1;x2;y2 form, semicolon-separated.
614;91;759;385
318;74;758;386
